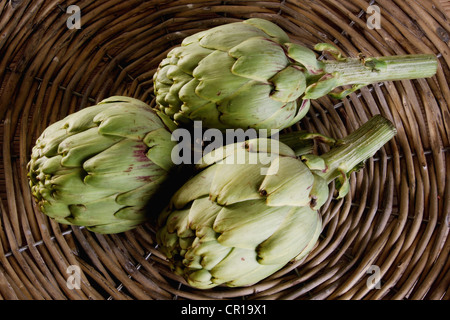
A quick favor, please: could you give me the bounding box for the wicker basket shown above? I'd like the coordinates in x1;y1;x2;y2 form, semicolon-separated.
0;0;449;300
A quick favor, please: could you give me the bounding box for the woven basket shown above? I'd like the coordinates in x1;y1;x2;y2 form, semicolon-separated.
0;0;449;300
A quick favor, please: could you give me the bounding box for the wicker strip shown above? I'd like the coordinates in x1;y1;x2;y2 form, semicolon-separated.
0;0;448;300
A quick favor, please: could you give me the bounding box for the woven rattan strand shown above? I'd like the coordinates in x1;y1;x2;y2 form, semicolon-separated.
0;0;449;300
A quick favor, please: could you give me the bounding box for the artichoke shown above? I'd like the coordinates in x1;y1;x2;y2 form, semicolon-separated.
156;115;397;289
28;96;179;234
154;18;437;130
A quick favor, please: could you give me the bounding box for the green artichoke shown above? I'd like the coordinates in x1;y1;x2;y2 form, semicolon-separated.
28;96;179;234
156;115;396;289
154;18;437;131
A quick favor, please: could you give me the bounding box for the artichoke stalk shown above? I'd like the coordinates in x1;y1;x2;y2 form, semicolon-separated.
154;18;437;131
156;115;397;289
28;96;180;234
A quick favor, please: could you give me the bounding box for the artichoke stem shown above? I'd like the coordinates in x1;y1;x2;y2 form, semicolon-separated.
322;54;438;87
318;115;397;183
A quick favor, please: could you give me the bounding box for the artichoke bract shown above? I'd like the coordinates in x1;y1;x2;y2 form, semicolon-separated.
156;115;397;289
28;96;179;234
154;18;437;130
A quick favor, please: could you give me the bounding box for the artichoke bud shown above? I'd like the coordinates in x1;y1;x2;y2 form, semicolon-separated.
28;96;180;234
157;115;397;289
154;18;437;130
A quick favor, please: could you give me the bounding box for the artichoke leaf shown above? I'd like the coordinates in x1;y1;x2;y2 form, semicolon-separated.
165;66;192;108
181;30;209;46
285;43;323;73
335;168;350;199
144;128;177;172
38;155;64;175
309;174;329;210
188;196;222;229
290;99;311;125
257;206;320;265
197;142;243;168
94;104;164;140
83;168;163;193
38;201;71;220
156;224;179;253
193;50;249;102
259;156;314;207
60;104;108;133
243;18;290;43
39;126;76;157
214;200;291;249
186;102;224;130
194;225;218;242
166;207;192;237
218;81;285;128
88;219;143;234
115;175;167;207
173;42;213;75
182;247;203;270
58;127;122;167
303;74;340;100
185;239;232;270
49;169;114;203
294;214;322;261
252;101;298;130
228;263;284;287
198;22;269;51
229;37;289;82
170;164;217;209
209;160;267;205
155;84;172;109
245;138;296;158
186;269;215;289
98;96;151;109
83;139;160;175
210;247;262;285
154;65;173;88
37;118;67;141
269;65;307;102
178;78;209;112
115;206;149;222
301;154;327;171
66;195;123;226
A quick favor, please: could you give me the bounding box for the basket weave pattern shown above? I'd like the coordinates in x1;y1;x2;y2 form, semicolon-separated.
0;0;449;300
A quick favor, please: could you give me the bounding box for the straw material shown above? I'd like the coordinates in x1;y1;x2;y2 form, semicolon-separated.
0;0;449;300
